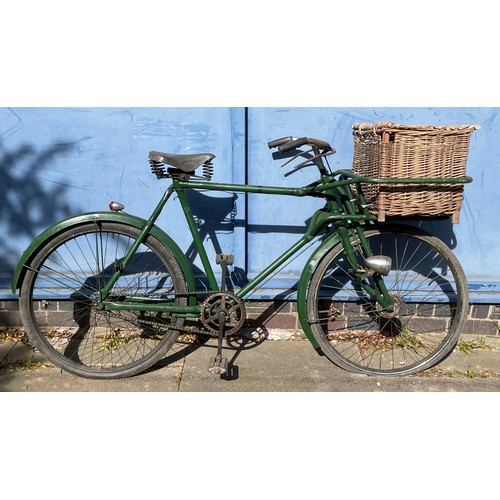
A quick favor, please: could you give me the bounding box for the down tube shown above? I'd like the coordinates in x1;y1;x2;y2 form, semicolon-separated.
235;234;315;299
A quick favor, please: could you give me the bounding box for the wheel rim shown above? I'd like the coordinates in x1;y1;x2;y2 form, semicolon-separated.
23;224;185;376
308;228;467;375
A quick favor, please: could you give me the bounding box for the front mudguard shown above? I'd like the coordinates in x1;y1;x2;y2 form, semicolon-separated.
296;232;343;349
11;212;197;296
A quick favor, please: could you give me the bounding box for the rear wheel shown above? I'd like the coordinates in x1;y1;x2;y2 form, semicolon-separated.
306;226;468;376
19;222;187;379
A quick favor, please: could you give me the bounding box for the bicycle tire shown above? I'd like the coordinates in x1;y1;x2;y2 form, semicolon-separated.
306;225;468;376
19;222;187;379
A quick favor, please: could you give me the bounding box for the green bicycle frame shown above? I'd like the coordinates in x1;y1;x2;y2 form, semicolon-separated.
100;177;364;313
100;169;472;317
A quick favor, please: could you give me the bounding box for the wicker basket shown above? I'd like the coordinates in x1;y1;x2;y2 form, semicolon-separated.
352;122;479;223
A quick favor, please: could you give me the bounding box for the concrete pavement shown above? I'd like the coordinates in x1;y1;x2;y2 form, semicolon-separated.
2;332;500;392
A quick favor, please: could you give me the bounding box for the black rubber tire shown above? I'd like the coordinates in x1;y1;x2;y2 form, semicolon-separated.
19;222;187;379
306;225;468;376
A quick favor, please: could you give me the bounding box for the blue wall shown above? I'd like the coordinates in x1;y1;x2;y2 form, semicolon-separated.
1;107;498;302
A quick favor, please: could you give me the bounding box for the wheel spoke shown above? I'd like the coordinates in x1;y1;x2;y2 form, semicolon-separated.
20;223;187;378
307;228;467;375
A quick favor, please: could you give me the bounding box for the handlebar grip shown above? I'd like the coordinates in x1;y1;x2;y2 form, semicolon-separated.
309;138;332;151
278;137;308;153
268;136;294;149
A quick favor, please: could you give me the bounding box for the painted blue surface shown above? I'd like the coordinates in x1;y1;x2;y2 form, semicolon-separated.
1;107;498;302
0;107;245;296
247;108;500;302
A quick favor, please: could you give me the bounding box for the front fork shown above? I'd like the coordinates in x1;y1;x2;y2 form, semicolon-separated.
336;224;394;310
325;176;394;310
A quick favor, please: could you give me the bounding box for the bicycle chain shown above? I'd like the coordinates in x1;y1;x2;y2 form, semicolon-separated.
130;291;247;338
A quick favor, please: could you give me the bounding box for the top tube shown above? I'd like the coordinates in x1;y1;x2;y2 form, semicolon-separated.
172;169;473;200
173;179;316;197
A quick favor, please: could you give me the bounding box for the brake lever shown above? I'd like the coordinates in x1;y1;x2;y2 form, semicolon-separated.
280;147;314;169
283;150;336;177
284;163;314;177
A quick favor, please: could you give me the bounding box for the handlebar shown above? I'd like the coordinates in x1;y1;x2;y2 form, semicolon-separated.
268;136;334;153
267;136;297;149
279;137;309;152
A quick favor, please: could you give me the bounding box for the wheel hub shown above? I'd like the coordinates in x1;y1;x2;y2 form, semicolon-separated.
376;293;403;318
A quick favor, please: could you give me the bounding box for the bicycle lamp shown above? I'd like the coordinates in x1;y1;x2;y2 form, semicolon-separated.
109;201;125;212
364;255;392;276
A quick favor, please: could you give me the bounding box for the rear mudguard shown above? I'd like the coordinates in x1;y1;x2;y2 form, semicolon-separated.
11;212;197;297
296;232;343;348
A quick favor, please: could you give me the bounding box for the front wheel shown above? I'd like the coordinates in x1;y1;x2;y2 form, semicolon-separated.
306;226;468;376
19;222;187;379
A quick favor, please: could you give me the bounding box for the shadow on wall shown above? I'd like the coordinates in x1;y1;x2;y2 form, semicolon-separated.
407;219;457;250
0;142;80;274
184;189;246;290
182;189;459;282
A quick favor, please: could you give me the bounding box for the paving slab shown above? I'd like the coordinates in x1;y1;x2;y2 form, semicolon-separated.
177;338;500;392
2;336;500;392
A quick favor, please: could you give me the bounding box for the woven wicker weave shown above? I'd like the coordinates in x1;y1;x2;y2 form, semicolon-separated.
352;122;479;223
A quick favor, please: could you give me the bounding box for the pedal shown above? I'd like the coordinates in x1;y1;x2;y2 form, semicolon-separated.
208;355;229;375
216;253;234;266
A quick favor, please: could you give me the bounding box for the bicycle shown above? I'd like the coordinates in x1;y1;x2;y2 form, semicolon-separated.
11;135;472;379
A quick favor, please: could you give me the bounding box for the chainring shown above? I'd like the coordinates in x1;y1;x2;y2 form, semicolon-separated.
200;292;246;335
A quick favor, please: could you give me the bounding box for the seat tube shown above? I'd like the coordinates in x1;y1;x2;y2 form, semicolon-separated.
175;182;219;291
